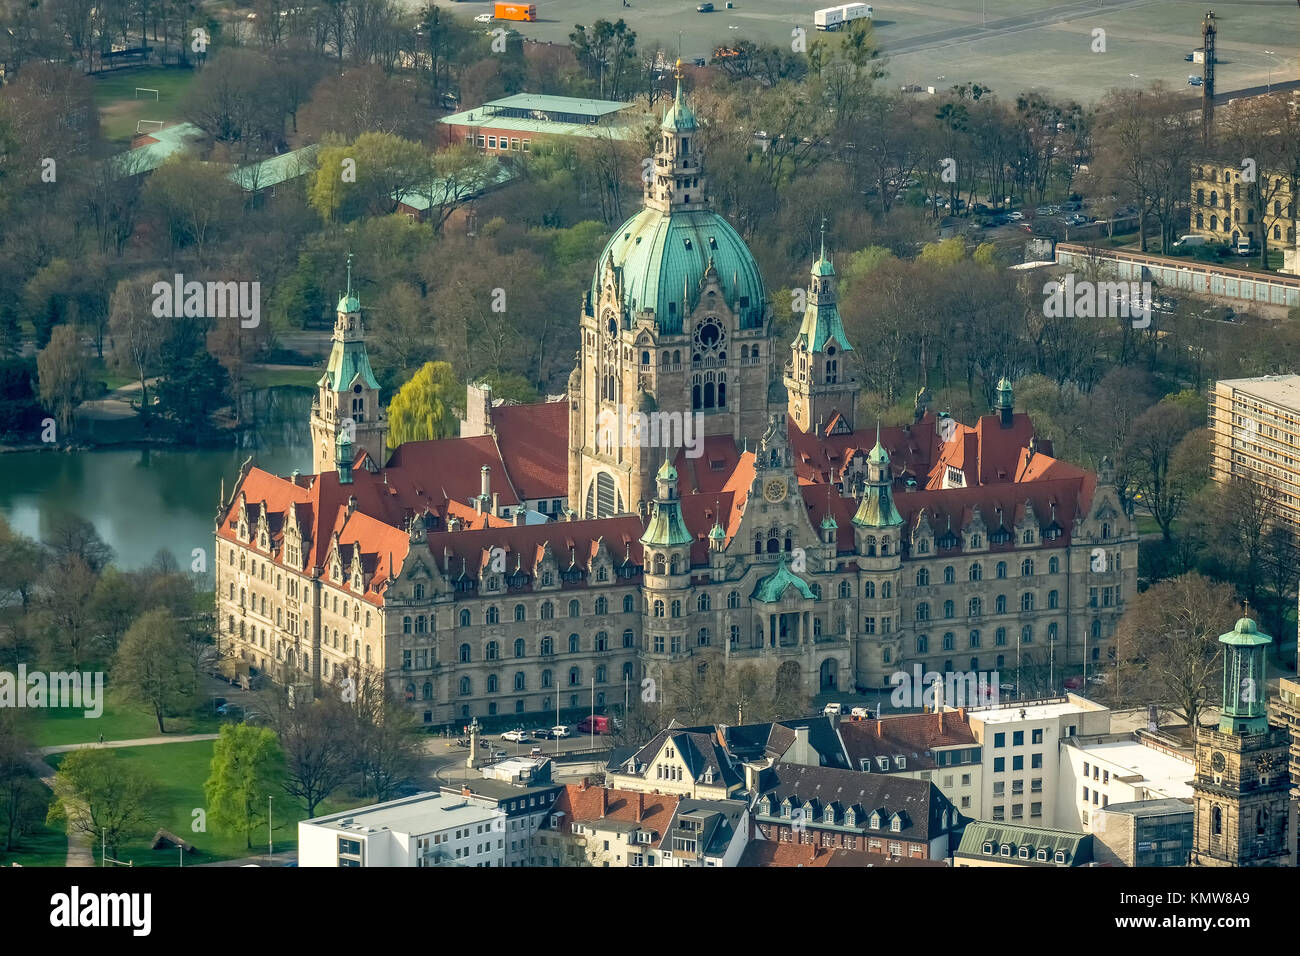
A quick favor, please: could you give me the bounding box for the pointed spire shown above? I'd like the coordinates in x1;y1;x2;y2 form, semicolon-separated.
819;217;827;261
346;251;354;298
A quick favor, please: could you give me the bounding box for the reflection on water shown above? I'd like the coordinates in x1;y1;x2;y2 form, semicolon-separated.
0;388;313;578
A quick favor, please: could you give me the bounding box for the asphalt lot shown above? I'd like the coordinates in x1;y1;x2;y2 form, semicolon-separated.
423;0;1298;104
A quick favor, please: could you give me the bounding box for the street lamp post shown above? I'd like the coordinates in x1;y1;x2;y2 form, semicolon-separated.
268;795;273;865
1264;51;1277;92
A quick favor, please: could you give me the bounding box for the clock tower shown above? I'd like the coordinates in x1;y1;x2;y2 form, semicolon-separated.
1190;616;1292;866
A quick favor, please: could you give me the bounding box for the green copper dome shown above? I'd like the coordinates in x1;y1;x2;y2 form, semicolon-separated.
592;208;766;335
751;556;815;603
338;294;361;314
709;520;726;540
820;513;838;530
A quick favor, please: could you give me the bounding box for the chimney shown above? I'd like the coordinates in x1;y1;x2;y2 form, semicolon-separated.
492;491;500;515
876;720;883;735
637;791;646;822
448;516;462;532
513;509;527;526
481;465;491;500
958;707;966;721
938;709;944;734
461;786;472;797
599;787;609;818
580;777;588;791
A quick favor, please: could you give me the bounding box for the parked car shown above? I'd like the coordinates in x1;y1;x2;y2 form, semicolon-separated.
1066;213;1088;226
216;703;241;717
577;715;612;734
531;727;555;739
551;724;572;738
474;12;493;22
822;702;843;716
696;1;713;10
1188;75;1203;87
1008;210;1024;221
500;729;530;742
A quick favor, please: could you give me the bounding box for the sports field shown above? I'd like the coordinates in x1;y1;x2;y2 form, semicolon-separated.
428;0;1298;103
91;65;196;144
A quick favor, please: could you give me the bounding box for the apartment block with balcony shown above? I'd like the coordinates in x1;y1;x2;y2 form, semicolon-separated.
1209;375;1300;534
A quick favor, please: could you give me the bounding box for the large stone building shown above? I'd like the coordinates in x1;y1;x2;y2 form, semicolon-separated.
213;73;1137;727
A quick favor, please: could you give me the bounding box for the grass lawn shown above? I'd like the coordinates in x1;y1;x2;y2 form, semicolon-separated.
243;367;320;390
0;816;72;867
88;358;136;393
30;690;220;748
35;740;370;867
91;65;197;145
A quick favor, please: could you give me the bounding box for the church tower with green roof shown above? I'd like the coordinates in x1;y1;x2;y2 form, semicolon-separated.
310;255;387;475
784;223;859;436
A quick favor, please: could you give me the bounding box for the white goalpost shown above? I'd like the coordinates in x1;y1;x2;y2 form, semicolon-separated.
134;87;160;99
135;119;165;134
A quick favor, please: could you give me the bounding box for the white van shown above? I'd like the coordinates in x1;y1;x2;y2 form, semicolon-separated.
1236;236;1253;256
1171;235;1206;248
822;702;843;716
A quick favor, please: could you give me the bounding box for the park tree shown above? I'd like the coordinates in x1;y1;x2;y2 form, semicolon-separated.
204;723;285;850
272;695;355;819
113;608;199;734
41;513;114;574
0;711;45;854
1113;572;1241;733
385;360;460;448
35;324;92;435
48;748;161;861
109;273;167;418
1218;93;1300;270
37;556;99;670
346;668;421;803
298;65;425;142
1123;401;1203;543
142;158;241;265
310;133;433;221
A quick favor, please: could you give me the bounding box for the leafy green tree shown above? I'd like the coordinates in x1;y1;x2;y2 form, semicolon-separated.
36;324;92;435
0;711;45;854
113;608;199;734
386;361;460;448
48;748;161;861
204;723;284;850
310;133;434;222
153;318;231;440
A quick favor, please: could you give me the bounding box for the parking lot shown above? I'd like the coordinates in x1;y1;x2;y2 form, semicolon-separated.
422;0;1295;103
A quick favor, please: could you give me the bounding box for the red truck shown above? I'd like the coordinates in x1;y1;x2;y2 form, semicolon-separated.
578;715;612;734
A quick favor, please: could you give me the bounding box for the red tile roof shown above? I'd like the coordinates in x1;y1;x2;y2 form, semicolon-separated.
491;401;569;501
839;711;977;770
550;783;679;848
740;840;947;868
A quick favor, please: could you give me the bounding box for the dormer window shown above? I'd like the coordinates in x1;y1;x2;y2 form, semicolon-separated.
982;841;994;855
1054;850;1067;865
1000;844;1012;857
894;756;906;770
1036;848;1049;862
890;816;901;832
869;812;880;830
876;756;889;771
1018;846;1031;859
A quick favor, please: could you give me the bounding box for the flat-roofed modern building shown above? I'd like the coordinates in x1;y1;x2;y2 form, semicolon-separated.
1057;733;1194;832
964;695;1111;825
1091;797;1194;867
438;93;644;155
298;791;508;867
1209;375;1300;533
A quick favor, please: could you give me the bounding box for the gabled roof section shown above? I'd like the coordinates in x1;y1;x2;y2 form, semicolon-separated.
751;556;815;603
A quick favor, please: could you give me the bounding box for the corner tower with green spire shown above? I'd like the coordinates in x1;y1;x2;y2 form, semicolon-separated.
1189;615;1292;867
785;221;859;435
310;254;388;475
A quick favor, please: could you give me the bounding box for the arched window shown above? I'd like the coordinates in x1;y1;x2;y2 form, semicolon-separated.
623;595;635;613
459;609;471;627
541;601;554;619
697;593;711;612
459;676;471;695
996;561;1007;579
1049;556;1059;574
568;667;581;686
698;628;710;646
486;641;499;660
839;580;852;599
1021;558;1034;576
569;633;580;653
568;600;581;617
514;604;526;621
943;566;955;584
514;672;526;691
1021;625;1033;644
1212;806;1222;835
995;627;1007;646
916;568;929;587
514;638;526;657
422;682;433;700
542;669;553;688
942;632;954;650
540;636;553;656
916;634;929;653
654;600;665;618
459;643;471;662
969;597;982;617
1021;593;1034;612
728;590;740;609
916;602;930;621
1048;590;1059;609
864;581;875;599
943;600;954;619
487;674;498;693
595;597;608;615
969;563;982;582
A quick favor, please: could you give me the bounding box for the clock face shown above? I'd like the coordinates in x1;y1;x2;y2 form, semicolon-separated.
1211;751;1226;772
1256;753;1278;775
763;478;787;503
